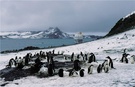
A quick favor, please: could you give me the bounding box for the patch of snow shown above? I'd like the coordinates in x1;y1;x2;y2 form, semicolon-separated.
123;11;135;20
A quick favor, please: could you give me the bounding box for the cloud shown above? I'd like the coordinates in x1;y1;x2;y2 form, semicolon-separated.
1;0;135;33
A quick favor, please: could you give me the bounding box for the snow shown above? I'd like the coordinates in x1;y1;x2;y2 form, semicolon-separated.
0;32;20;36
0;29;135;87
123;11;135;20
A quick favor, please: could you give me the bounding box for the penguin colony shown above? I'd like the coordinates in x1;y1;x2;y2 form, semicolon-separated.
6;49;135;78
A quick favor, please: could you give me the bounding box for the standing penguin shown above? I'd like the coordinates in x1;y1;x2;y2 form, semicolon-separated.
85;54;88;61
104;63;109;73
102;60;109;73
69;69;78;77
17;57;24;69
88;65;93;74
80;52;84;61
24;55;30;66
106;56;115;69
73;60;81;71
79;69;84;77
88;53;96;63
58;69;64;77
97;64;102;73
130;55;135;64
48;64;54;76
121;53;129;63
71;52;74;62
8;58;16;68
69;69;74;76
120;49;129;64
125;54;129;63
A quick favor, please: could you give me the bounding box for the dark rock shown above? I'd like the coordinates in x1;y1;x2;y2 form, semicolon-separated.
106;13;135;37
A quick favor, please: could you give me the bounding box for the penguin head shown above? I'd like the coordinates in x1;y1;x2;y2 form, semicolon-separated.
131;55;135;57
99;64;101;66
81;69;85;71
106;56;110;59
126;54;130;57
90;64;94;67
105;60;108;62
90;53;94;55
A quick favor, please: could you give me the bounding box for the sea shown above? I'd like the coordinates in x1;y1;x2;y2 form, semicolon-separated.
0;38;93;52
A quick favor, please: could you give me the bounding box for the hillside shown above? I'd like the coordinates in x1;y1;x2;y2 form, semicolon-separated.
106;11;135;36
0;29;135;87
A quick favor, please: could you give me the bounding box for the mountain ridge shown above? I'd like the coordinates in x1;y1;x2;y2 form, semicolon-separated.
106;11;135;36
0;27;102;39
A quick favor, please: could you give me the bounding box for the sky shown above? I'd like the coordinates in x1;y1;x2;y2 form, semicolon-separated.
0;0;135;34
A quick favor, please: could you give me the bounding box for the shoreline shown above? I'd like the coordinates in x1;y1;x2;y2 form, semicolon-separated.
0;39;95;54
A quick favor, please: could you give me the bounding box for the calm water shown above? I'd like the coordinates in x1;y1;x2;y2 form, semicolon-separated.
0;38;92;52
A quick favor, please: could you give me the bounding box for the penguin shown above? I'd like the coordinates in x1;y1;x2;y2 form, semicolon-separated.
52;50;55;54
121;52;129;63
38;65;48;77
77;54;80;59
85;54;87;61
106;56;115;69
73;60;81;71
80;52;83;57
125;57;128;63
58;69;64;77
69;69;74;76
35;57;41;64
122;54;129;63
104;63;109;73
24;55;30;66
97;64;102;73
79;69;84;77
7;58;16;68
71;52;74;62
22;57;26;66
48;64;54;76
88;53;96;63
88;65;93;74
102;60;109;71
130;55;135;64
69;69;78;77
17;57;24;69
80;52;84;61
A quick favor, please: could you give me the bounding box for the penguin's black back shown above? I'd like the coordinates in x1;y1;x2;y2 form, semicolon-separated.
80;69;84;77
58;69;64;77
97;64;102;73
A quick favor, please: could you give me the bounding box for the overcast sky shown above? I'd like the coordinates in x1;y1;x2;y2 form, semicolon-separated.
0;0;135;34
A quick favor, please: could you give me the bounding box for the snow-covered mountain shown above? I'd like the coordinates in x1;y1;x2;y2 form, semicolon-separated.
0;27;102;39
0;27;70;39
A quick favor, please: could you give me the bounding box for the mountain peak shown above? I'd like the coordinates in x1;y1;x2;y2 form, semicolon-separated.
123;11;135;20
44;27;66;39
46;27;61;34
106;11;135;37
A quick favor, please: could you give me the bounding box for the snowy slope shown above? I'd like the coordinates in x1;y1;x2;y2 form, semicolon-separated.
0;29;135;87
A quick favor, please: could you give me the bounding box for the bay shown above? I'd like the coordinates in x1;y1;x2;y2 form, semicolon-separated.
0;38;92;52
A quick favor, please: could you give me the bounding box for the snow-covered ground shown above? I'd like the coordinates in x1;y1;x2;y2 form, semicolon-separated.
0;29;135;87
